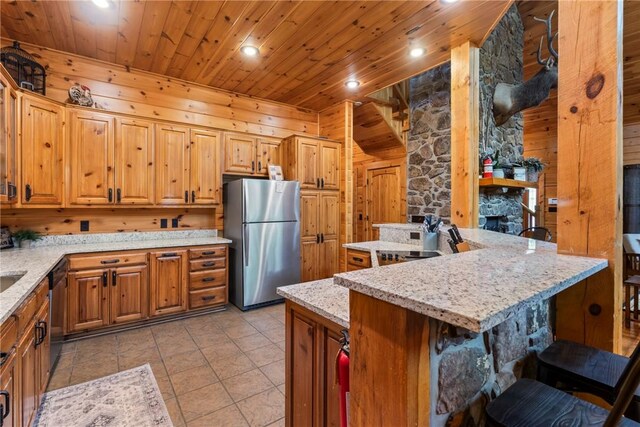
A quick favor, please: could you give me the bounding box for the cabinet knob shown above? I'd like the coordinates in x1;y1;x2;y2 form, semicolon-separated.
258;161;262;171
184;191;189;203
191;191;196;203
116;188;122;203
321;178;324;188
112;271;117;286
102;271;108;287
316;178;320;188
25;184;32;202
251;161;255;172
108;188;113;203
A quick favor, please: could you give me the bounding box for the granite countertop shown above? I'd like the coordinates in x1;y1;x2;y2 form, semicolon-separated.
277;279;349;328
334;228;607;332
0;231;231;324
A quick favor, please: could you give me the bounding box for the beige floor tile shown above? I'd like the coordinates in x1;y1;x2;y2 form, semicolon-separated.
260;359;285;386
233;333;272;352
46;367;71;391
209;354;256;380
74;350;118;366
170;365;219;396
245;344;284;368
222;369;273;402
261;327;285;344
116;329;156;353
60;342;77;354
163;349;207;374
266;418;285;427
178;382;233;422
55;352;75;370
277;384;285;395
250;318;283;333
200;340;242;361
189;329;230;349
155;375;176;400
187;404;249;427
165;397;186;427
237;388;285;427
157;336;198;358
243;312;276;325
224;322;260;340
69;361;118;385
151;321;187;337
274;340;286;352
75;335;117;355
118;348;168;379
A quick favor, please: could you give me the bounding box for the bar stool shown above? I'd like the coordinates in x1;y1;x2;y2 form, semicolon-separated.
625;275;640;328
537;340;640;421
485;341;640;426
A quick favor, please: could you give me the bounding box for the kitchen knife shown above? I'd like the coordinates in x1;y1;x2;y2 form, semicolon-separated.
448;228;459;244
448;239;459;253
451;224;464;243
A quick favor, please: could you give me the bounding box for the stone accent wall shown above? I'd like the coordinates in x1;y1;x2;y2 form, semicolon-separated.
431;301;553;426
478;5;525;234
407;63;452;223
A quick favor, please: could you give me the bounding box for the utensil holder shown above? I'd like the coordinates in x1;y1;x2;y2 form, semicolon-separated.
423;232;438;250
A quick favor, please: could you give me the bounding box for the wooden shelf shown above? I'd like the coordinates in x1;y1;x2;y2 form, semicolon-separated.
479;177;537;189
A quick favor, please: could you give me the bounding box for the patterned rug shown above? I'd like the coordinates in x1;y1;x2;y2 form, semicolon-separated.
34;364;173;427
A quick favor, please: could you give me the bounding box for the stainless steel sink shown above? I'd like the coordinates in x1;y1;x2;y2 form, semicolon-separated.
0;274;24;293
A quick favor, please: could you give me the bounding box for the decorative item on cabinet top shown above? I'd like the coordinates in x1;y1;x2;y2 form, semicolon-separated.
0;41;46;95
68;84;103;109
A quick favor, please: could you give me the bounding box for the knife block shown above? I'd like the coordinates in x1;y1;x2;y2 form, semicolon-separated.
455;242;471;253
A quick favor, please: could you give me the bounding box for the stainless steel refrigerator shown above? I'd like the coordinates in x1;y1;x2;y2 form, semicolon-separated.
224;179;301;310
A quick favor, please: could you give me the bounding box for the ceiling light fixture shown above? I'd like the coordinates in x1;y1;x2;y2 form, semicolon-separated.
91;0;110;8
240;45;259;57
410;47;425;58
345;80;360;89
441;0;459;3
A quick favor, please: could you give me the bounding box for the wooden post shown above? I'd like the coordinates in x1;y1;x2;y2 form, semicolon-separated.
450;41;480;228
556;0;623;352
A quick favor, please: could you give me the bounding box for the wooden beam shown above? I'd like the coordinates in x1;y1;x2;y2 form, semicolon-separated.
555;0;623;352
450;41;480;227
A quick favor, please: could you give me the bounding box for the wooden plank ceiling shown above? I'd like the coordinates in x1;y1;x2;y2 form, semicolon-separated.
0;0;511;111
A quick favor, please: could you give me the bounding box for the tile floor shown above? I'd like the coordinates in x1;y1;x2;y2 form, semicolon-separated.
47;303;287;427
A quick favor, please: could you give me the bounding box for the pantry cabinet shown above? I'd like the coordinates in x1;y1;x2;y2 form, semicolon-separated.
299;190;340;281
223;133;282;176
282;136;341;190
0;66;18;204
21;94;65;206
149;250;188;316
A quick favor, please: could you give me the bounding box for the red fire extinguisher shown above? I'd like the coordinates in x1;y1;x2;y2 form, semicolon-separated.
482;156;494;178
336;329;350;427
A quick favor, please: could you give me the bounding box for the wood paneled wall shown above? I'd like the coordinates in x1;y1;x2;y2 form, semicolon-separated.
625;124;640;166
319;102;354;272
0;208;219;235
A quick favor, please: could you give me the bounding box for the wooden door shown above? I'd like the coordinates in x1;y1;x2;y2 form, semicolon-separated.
68;110;115;205
0;351;18;427
301;239;319;282
115;118;154;205
190;128;221;205
256;138;281;175
319;142;340;190
289;311;317;426
297;139;319;188
224;134;256;174
155;124;190;205
67;269;110;332
319;237;339;279
0;73;17;204
35;299;50;396
21;95;64;205
366;165;403;241
18;321;36;427
111;265;148;324
300;191;319;240
149;250;187;316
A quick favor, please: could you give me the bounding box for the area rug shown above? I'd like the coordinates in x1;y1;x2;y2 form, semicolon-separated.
34;364;173;427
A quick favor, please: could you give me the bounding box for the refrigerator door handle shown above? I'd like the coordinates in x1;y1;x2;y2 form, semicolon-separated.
244;224;250;266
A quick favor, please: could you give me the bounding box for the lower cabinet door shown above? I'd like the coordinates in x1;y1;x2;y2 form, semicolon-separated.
301;239;318;282
110;265;148;324
150;250;187;316
35;299;51;396
319;238;339;280
323;329;342;427
0;351;18;427
67;269;110;332
289;311;316;426
18;321;37;427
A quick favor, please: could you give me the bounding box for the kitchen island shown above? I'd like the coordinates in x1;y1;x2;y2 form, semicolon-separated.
277;225;608;426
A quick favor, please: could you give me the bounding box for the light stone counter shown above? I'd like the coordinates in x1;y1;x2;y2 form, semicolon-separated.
277;279;349;328
0;230;231;324
343;240;427;267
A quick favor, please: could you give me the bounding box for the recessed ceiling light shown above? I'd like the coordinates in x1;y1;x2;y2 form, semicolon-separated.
441;0;458;3
91;0;110;8
345;80;360;89
410;47;425;58
240;45;259;57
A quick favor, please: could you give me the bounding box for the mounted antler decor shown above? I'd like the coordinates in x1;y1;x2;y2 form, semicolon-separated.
492;10;558;126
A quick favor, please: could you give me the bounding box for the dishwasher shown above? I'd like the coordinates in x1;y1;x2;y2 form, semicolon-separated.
48;258;67;370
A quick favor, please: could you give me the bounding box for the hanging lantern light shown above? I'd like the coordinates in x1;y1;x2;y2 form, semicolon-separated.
0;41;46;95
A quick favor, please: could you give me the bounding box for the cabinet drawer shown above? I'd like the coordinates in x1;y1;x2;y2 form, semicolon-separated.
189;287;226;309
0;316;17;360
346;250;371;268
189;246;226;260
189;270;226;290
69;251;147;270
189;258;225;271
16;294;36;336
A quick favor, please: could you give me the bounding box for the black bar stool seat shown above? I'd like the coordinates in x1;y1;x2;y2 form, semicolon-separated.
538;340;640;420
486;379;640;427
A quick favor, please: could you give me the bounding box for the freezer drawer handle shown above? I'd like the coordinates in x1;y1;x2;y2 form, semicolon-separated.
201;295;216;301
101;259;120;264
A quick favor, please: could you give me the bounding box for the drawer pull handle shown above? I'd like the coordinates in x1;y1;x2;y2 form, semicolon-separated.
352;257;363;263
201;295;216;301
108;188;113;202
201;251;216;255
202;277;216;283
25;184;32;202
0;390;10;420
160;253;178;258
202;262;215;267
100;259;120;265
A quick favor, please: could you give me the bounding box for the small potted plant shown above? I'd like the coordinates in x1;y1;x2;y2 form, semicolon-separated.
493;157;505;179
523;157;545;182
12;229;42;249
512;159;527;181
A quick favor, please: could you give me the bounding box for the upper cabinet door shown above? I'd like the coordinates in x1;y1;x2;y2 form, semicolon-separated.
115;118;154;205
190;128;221;205
297;138;319;189
224;133;256;174
21;95;64;205
319;141;340;190
0;71;17;204
155;124;190;205
256;138;281;176
68;110;115;205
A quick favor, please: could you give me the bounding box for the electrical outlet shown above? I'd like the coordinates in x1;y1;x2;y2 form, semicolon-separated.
80;220;89;232
410;232;420;240
172;218;179;228
160;219;168;229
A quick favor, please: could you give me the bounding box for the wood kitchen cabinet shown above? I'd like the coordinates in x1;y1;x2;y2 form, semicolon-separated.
115;118;155;205
150;250;188;316
67;268;110;332
285;301;341;427
223;133;281;176
0;349;18;427
155;124;190;205
35;298;51;397
299;190;340;281
190;128;221;205
21;93;65;206
282;136;340;190
110;265;148;324
17;316;37;427
0;65;18;204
